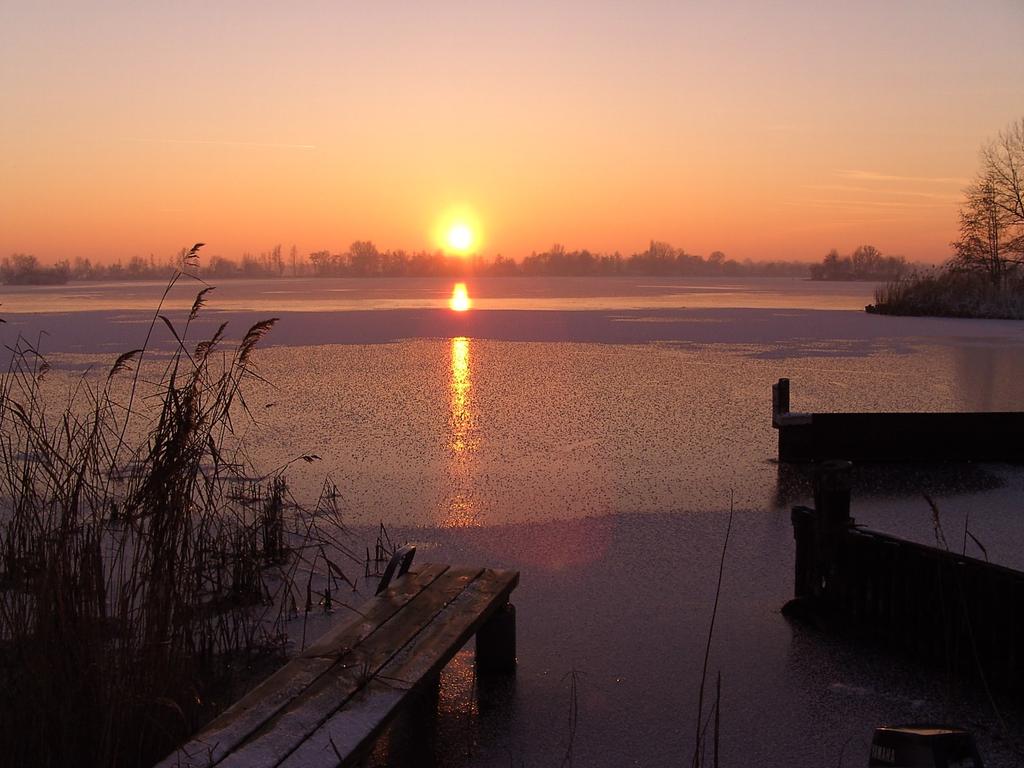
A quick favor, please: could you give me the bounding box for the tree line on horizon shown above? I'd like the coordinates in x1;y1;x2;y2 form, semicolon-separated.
2;241;826;284
11;114;1023;294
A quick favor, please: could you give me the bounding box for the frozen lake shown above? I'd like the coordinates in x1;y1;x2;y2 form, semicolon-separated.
4;275;1024;766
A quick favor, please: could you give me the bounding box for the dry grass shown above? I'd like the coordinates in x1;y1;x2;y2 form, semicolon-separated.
869;268;1024;319
0;256;355;767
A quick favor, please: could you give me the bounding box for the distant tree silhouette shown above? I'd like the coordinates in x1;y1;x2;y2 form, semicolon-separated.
348;241;380;276
810;245;906;281
1;254;70;285
308;250;332;275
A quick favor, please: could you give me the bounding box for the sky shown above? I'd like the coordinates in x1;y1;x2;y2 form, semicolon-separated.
2;0;1022;264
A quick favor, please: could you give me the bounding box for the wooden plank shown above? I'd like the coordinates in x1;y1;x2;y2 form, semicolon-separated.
155;563;451;768
778;411;1024;462
216;566;485;768
157;659;334;768
278;568;519;768
300;563;450;659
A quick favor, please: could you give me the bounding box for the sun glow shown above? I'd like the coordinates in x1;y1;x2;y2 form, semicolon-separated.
447;224;474;253
434;207;482;255
449;282;471;312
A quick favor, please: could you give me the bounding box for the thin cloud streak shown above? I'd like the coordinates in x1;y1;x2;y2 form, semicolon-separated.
835;169;968;185
780;221;888;234
783;199;953;210
803;184;961;202
124;138;317;150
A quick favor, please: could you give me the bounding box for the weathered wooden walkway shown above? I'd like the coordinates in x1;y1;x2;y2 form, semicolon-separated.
786;461;1024;695
158;559;519;768
772;377;1024;462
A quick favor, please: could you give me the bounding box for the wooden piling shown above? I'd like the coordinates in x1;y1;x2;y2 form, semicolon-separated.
476;602;517;675
772;378;790;424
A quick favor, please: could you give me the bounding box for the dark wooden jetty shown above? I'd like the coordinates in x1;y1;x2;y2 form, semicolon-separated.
787;461;1024;695
158;551;519;768
772;377;1024;462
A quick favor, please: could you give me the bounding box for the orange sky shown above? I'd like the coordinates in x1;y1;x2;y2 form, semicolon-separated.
2;1;1023;264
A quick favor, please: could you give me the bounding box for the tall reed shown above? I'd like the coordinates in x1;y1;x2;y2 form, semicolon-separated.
0;258;335;767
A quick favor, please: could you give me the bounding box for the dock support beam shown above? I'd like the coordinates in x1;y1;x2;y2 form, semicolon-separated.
476;602;517;675
772;377;790;425
813;460;852;600
792;460;852;603
773;376;1024;462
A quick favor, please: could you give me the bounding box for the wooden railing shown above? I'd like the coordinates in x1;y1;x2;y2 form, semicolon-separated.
789;461;1024;695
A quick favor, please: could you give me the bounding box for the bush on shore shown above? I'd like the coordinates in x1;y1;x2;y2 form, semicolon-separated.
868;268;1024;319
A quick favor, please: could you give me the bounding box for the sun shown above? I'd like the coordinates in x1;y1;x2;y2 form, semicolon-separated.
435;207;482;254
446;223;474;254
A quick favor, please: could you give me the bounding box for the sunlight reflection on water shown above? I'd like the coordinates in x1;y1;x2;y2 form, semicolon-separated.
441;337;479;528
450;336;471;455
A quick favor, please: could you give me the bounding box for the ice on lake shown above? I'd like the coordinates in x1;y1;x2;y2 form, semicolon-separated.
6;276;1024;766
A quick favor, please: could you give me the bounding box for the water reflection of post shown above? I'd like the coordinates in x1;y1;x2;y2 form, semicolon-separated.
443;336;478;527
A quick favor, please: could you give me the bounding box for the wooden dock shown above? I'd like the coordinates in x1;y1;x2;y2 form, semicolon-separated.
786;461;1024;695
772;377;1024;463
158;556;519;768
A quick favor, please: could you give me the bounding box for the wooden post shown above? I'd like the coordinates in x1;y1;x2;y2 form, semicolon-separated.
772;378;790;426
476;602;516;675
384;675;440;765
791;506;815;600
812;460;852;602
813;459;851;528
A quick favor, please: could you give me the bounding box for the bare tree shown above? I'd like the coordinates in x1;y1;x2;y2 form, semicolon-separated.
953;176;1015;284
952;119;1024;285
982;118;1024;225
